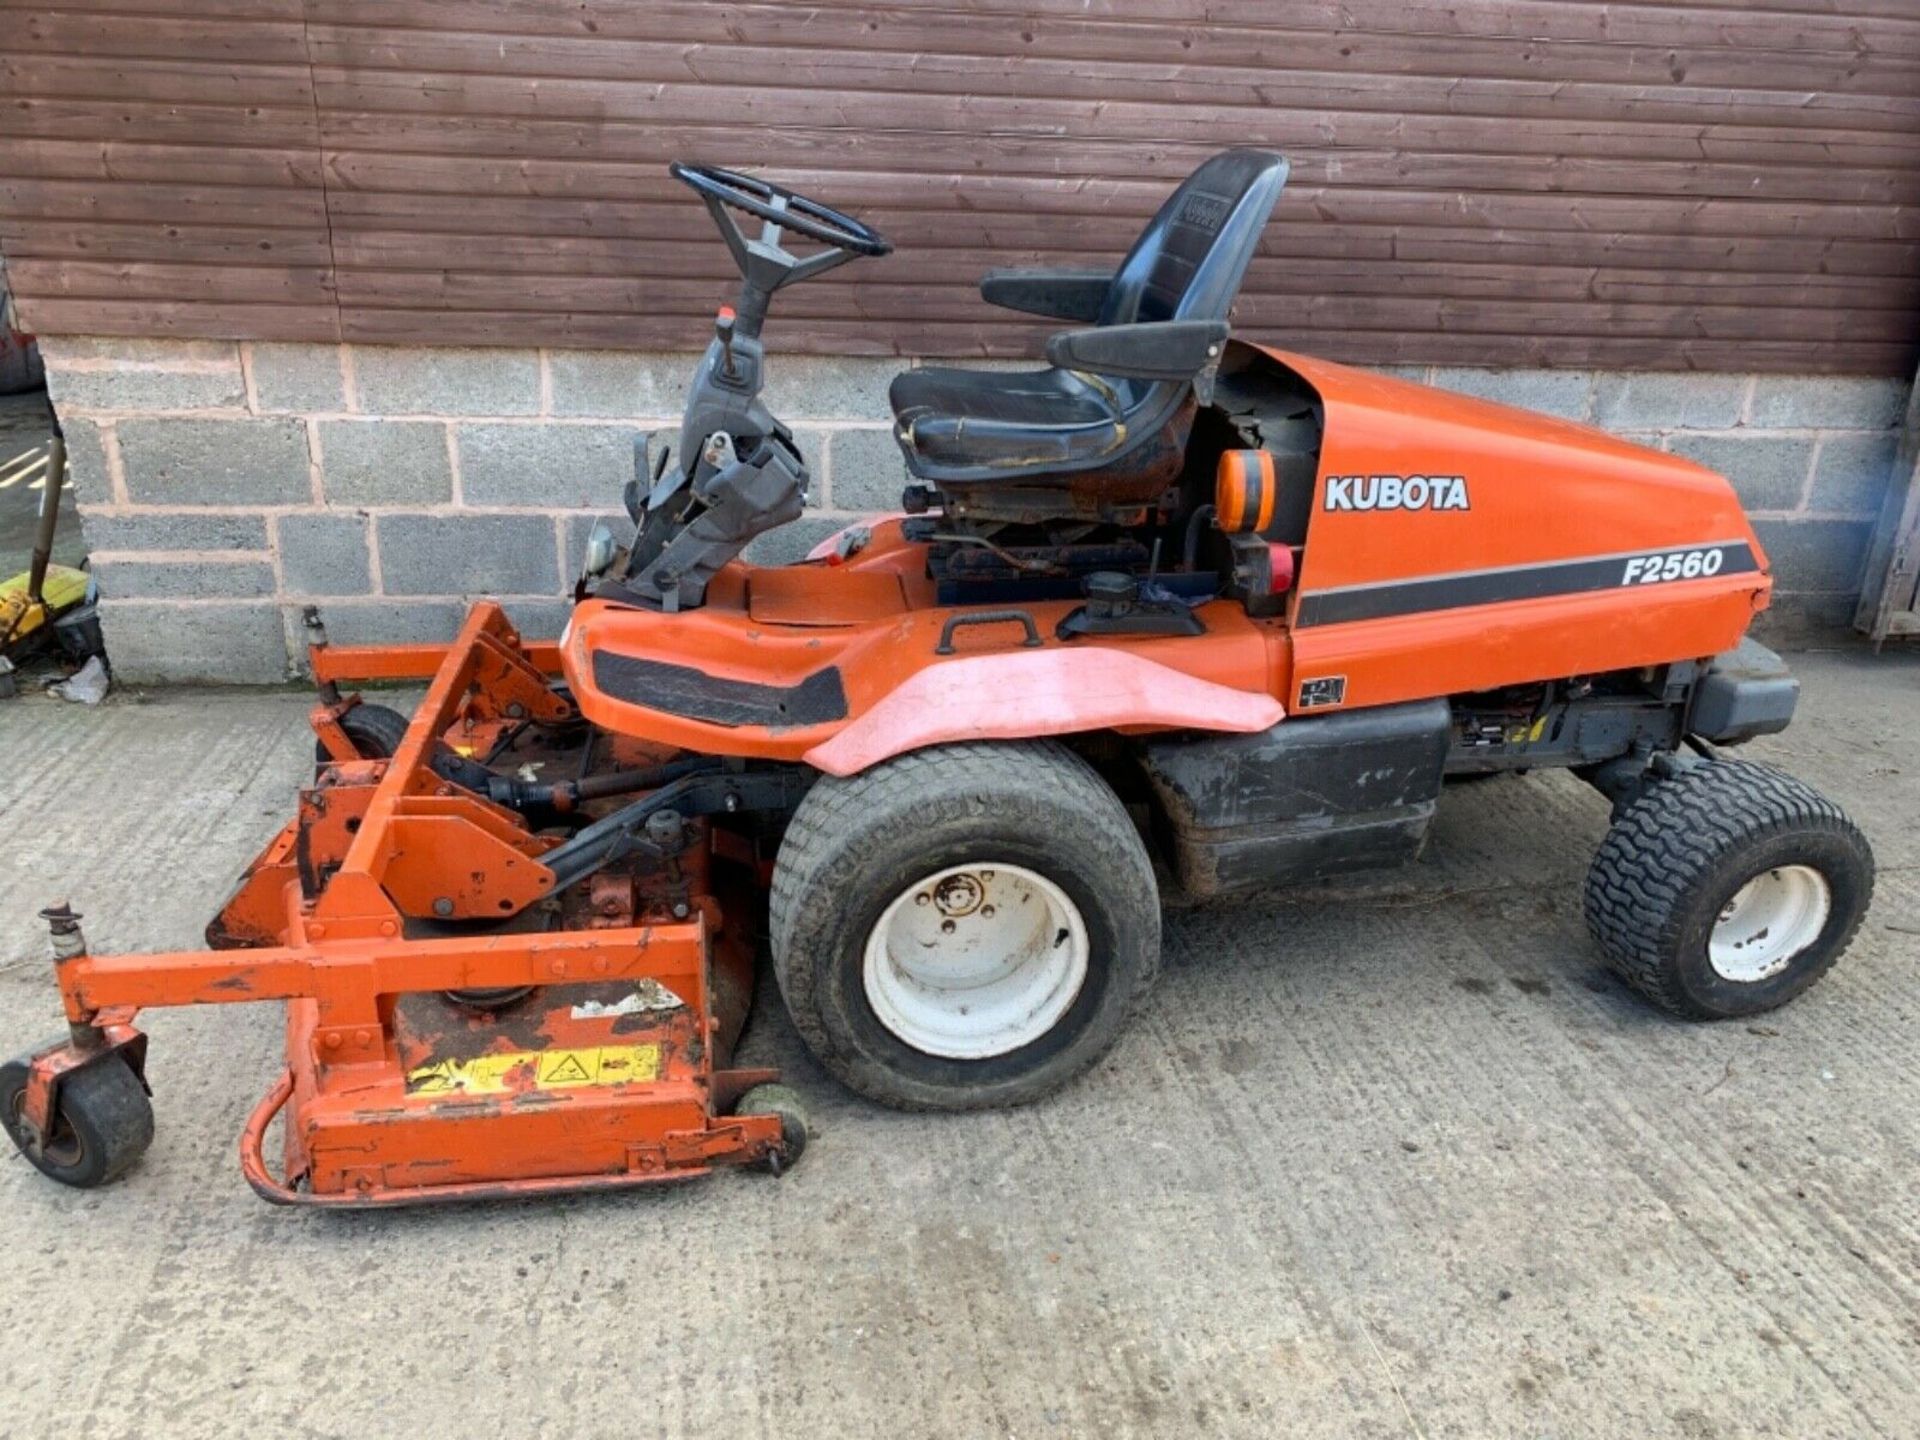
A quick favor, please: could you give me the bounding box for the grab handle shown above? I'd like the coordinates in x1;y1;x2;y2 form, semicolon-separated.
935;609;1043;655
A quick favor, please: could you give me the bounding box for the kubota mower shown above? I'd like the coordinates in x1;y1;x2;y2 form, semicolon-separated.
4;151;1875;1205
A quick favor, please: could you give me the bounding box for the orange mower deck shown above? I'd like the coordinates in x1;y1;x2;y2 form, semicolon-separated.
17;603;792;1206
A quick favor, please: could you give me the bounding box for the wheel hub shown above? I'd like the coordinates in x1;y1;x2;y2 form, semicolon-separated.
1709;864;1831;983
864;862;1088;1059
7;1087;82;1169
931;872;986;918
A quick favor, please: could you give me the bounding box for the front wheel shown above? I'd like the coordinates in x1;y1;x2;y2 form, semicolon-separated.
770;741;1160;1111
1584;759;1874;1019
1;1052;154;1188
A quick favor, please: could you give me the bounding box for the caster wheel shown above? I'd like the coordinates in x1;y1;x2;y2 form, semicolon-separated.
0;1052;154;1188
734;1083;809;1175
315;702;411;766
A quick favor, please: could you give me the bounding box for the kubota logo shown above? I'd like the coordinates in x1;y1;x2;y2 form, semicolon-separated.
1323;474;1470;512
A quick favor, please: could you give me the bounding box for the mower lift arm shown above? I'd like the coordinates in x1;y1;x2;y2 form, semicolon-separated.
540;766;814;891
49;914;711;1027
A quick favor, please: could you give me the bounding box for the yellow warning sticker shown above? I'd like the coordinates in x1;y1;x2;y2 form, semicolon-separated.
406;1044;661;1096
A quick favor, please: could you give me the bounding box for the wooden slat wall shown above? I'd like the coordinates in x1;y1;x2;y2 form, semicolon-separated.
2;0;1917;371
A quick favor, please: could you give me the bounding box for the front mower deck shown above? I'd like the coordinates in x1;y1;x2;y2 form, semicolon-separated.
8;602;795;1205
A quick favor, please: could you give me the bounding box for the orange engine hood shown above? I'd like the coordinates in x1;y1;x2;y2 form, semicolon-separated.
1256;345;1766;601
1246;343;1771;713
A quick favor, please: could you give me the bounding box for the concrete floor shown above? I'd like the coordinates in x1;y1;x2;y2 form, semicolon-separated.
1;646;1916;1438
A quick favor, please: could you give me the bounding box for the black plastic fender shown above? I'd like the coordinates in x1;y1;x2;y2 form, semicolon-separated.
1138;699;1451;898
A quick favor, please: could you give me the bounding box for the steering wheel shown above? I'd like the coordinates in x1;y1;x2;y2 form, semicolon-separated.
670;162;892;259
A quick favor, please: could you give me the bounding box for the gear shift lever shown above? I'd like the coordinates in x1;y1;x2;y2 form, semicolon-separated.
715;306;738;381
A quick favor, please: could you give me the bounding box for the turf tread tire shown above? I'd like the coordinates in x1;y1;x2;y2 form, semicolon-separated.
770;741;1159;1112
1583;759;1872;1019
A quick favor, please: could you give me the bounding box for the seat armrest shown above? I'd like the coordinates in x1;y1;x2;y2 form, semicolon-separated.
1044;320;1230;381
979;268;1113;322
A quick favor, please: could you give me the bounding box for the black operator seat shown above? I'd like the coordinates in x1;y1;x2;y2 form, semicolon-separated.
888;149;1289;487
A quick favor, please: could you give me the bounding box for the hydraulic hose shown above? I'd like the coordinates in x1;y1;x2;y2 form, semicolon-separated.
1182;503;1216;573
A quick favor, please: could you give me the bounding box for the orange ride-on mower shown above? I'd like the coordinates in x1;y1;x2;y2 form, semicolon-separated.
5;151;1875;1205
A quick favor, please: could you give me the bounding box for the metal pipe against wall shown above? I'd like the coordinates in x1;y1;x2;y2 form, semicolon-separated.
26;429;67;605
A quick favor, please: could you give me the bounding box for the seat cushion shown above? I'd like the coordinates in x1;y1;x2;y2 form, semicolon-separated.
889;366;1128;478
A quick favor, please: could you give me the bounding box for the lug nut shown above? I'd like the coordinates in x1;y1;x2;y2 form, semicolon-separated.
941;919;956;934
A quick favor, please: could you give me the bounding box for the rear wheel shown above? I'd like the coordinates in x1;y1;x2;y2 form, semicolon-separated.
770;741;1160;1111
1584;759;1873;1019
0;1052;154;1188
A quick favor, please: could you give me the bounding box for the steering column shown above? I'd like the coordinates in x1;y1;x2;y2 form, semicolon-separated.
602;164;893;611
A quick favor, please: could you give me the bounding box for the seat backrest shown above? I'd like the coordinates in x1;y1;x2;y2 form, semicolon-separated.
1098;150;1290;331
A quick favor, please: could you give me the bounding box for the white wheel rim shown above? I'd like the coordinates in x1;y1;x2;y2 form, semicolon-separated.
1708;864;1831;983
862;862;1089;1059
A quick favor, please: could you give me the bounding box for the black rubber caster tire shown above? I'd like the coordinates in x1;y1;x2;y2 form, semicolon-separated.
0;1052;154;1188
315;702;411;765
1584;759;1874;1020
770;740;1160;1112
735;1082;810;1174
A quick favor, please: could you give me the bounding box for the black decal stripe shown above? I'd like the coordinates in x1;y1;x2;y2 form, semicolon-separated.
591;651;848;728
1294;543;1758;627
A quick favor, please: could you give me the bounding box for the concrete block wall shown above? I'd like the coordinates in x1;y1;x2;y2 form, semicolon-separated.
43;337;1909;681
45;338;909;682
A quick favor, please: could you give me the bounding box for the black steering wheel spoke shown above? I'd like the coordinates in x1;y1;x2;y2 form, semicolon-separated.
670;162;893;280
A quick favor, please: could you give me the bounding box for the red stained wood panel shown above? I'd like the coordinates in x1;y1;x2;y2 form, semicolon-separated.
0;0;1915;372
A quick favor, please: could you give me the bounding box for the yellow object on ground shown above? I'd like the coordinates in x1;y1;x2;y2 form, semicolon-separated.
0;564;87;647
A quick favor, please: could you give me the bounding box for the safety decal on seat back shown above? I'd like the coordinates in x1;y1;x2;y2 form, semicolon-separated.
1180;193;1230;231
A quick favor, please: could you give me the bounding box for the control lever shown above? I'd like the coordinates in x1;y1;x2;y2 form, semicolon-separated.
715;306;738;380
